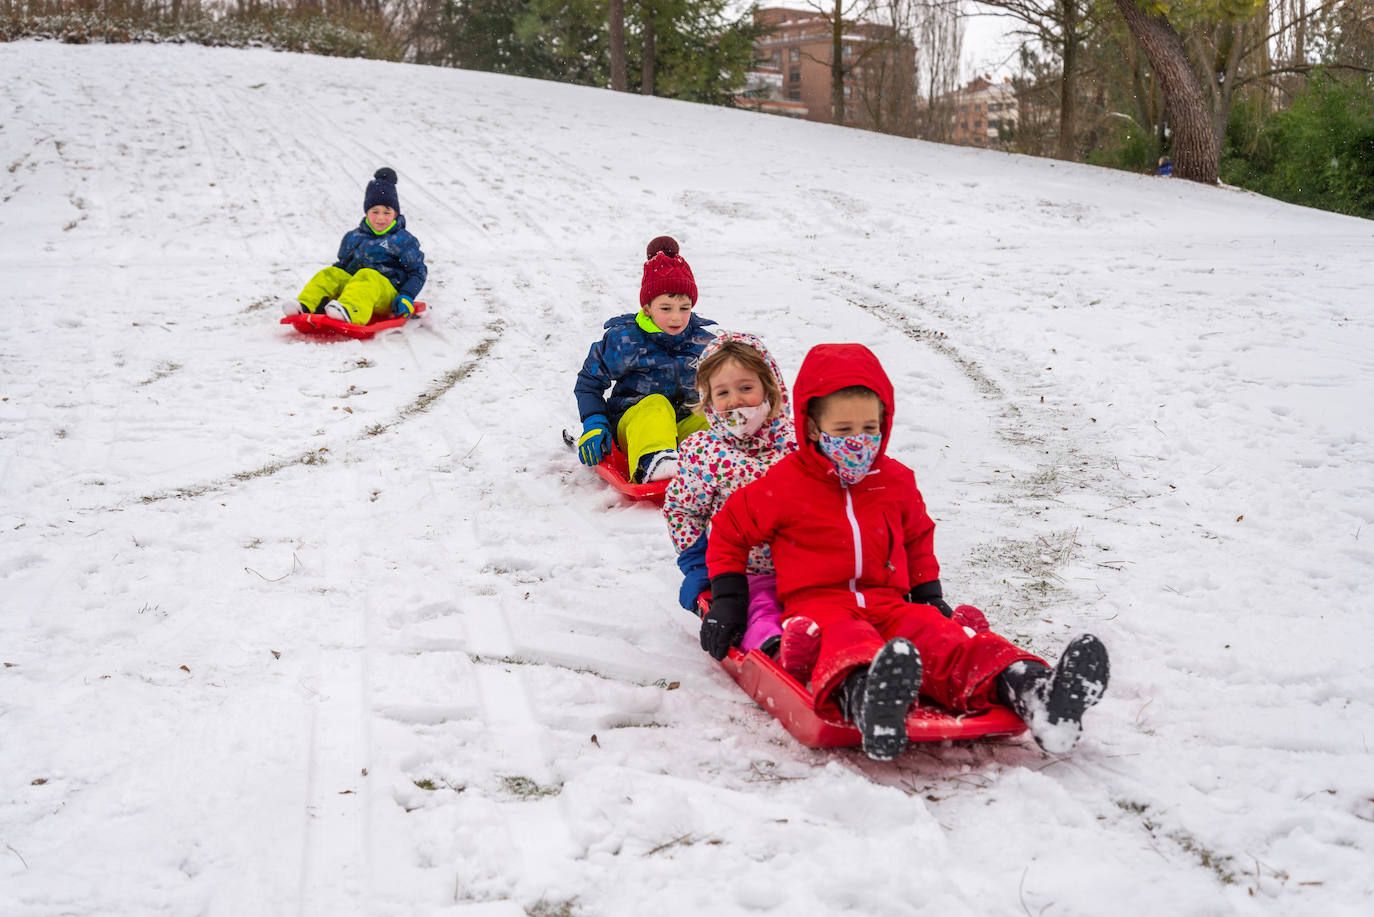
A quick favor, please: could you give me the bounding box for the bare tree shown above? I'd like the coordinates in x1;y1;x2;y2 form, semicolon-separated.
1225;0;1369;109
641;0;655;94
610;0;628;91
971;0;1105;160
1111;0;1364;183
793;0;883;122
914;0;964;141
852;0;921;133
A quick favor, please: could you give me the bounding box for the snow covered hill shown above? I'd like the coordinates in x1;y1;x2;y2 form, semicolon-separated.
2;40;1372;917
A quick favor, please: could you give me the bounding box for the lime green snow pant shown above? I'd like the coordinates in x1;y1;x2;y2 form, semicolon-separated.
298;266;397;325
616;394;708;476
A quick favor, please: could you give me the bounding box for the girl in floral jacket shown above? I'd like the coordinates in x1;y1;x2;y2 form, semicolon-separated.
663;332;820;678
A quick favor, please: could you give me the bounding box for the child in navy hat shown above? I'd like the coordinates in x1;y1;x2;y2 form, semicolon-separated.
290;167;428;324
574;236;717;482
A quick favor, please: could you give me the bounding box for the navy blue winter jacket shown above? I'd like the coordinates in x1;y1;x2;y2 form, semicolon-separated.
334;215;427;301
575;312;717;427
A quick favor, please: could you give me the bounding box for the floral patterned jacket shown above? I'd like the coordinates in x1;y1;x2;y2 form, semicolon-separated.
663;331;796;574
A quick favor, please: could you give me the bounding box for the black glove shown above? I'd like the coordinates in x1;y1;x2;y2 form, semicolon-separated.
907;579;955;619
700;572;748;661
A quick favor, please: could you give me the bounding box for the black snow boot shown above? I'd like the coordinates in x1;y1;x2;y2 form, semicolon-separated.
840;638;923;761
997;634;1110;754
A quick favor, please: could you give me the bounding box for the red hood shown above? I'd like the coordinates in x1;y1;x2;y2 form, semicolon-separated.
792;343;895;477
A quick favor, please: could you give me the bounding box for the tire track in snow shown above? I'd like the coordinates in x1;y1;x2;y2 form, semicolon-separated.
294;456;388;916
308;256;733;910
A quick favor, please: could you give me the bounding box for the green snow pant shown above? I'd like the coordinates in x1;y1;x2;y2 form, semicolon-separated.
616;394;708;477
298;266;397;325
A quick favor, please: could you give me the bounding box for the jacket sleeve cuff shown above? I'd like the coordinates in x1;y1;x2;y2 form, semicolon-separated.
676;535;708;574
709;572;748;602
906;579;943;604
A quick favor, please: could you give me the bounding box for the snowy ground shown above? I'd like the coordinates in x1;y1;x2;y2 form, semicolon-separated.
2;41;1372;917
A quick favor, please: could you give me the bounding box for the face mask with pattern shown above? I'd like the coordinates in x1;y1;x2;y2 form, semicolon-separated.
706;400;771;439
817;431;882;484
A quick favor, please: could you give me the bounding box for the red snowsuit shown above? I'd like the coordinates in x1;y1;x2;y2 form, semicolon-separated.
706;343;1042;715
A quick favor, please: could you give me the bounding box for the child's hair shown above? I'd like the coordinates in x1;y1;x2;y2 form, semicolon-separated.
807;385;883;422
693;341;784;418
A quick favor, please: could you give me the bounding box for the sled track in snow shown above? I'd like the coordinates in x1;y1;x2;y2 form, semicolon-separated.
136;321;505;505
829;271;1004;400
832;271;1129;628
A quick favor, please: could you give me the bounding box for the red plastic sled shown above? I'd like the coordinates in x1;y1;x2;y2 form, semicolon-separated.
718;645;1026;747
562;432;669;504
699;596;1026;747
281;301;426;339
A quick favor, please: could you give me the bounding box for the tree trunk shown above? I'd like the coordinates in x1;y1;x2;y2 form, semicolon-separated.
1058;18;1078;160
831;2;846;123
641;2;655;96
609;0;627;92
1114;0;1219;184
1123;36;1152;132
1295;0;1306;64
1213;21;1248;150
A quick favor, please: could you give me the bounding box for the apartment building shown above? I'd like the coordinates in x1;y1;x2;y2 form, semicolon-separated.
949;75;1019;148
745;6;913;127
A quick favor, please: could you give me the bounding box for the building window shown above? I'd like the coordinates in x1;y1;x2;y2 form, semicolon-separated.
789;47;800;62
975;103;982;112
789;66;801;82
771;50;781;66
844;85;853;98
843;43;853;58
787;87;802;101
959;121;968;130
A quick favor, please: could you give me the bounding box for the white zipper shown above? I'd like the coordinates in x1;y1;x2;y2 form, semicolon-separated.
842;485;865;608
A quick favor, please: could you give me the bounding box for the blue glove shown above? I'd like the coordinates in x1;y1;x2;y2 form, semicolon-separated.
393;295;415;318
577;414;612;466
679;568;710;612
676;535;710;611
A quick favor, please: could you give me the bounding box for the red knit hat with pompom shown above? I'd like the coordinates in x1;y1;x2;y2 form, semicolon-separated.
640;236;698;306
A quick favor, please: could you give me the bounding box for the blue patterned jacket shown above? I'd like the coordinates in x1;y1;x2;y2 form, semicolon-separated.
334;215;427;301
575;312;717;426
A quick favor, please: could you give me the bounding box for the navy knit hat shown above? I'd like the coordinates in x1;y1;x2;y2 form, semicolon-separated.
363;167;400;213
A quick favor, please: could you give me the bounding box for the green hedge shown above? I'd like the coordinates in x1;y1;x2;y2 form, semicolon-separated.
1222;73;1374;220
1;9;400;60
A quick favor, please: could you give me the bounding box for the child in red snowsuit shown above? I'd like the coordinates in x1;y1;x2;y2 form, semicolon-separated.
702;343;1109;760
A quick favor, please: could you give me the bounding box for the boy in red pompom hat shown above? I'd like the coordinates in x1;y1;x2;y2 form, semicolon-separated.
289;167;427;325
573;236;717;482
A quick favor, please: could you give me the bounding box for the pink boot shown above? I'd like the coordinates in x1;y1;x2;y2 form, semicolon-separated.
779;616;822;682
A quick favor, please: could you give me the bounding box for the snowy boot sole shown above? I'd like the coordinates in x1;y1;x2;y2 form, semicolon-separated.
859;638;922;761
1037;634;1110;754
